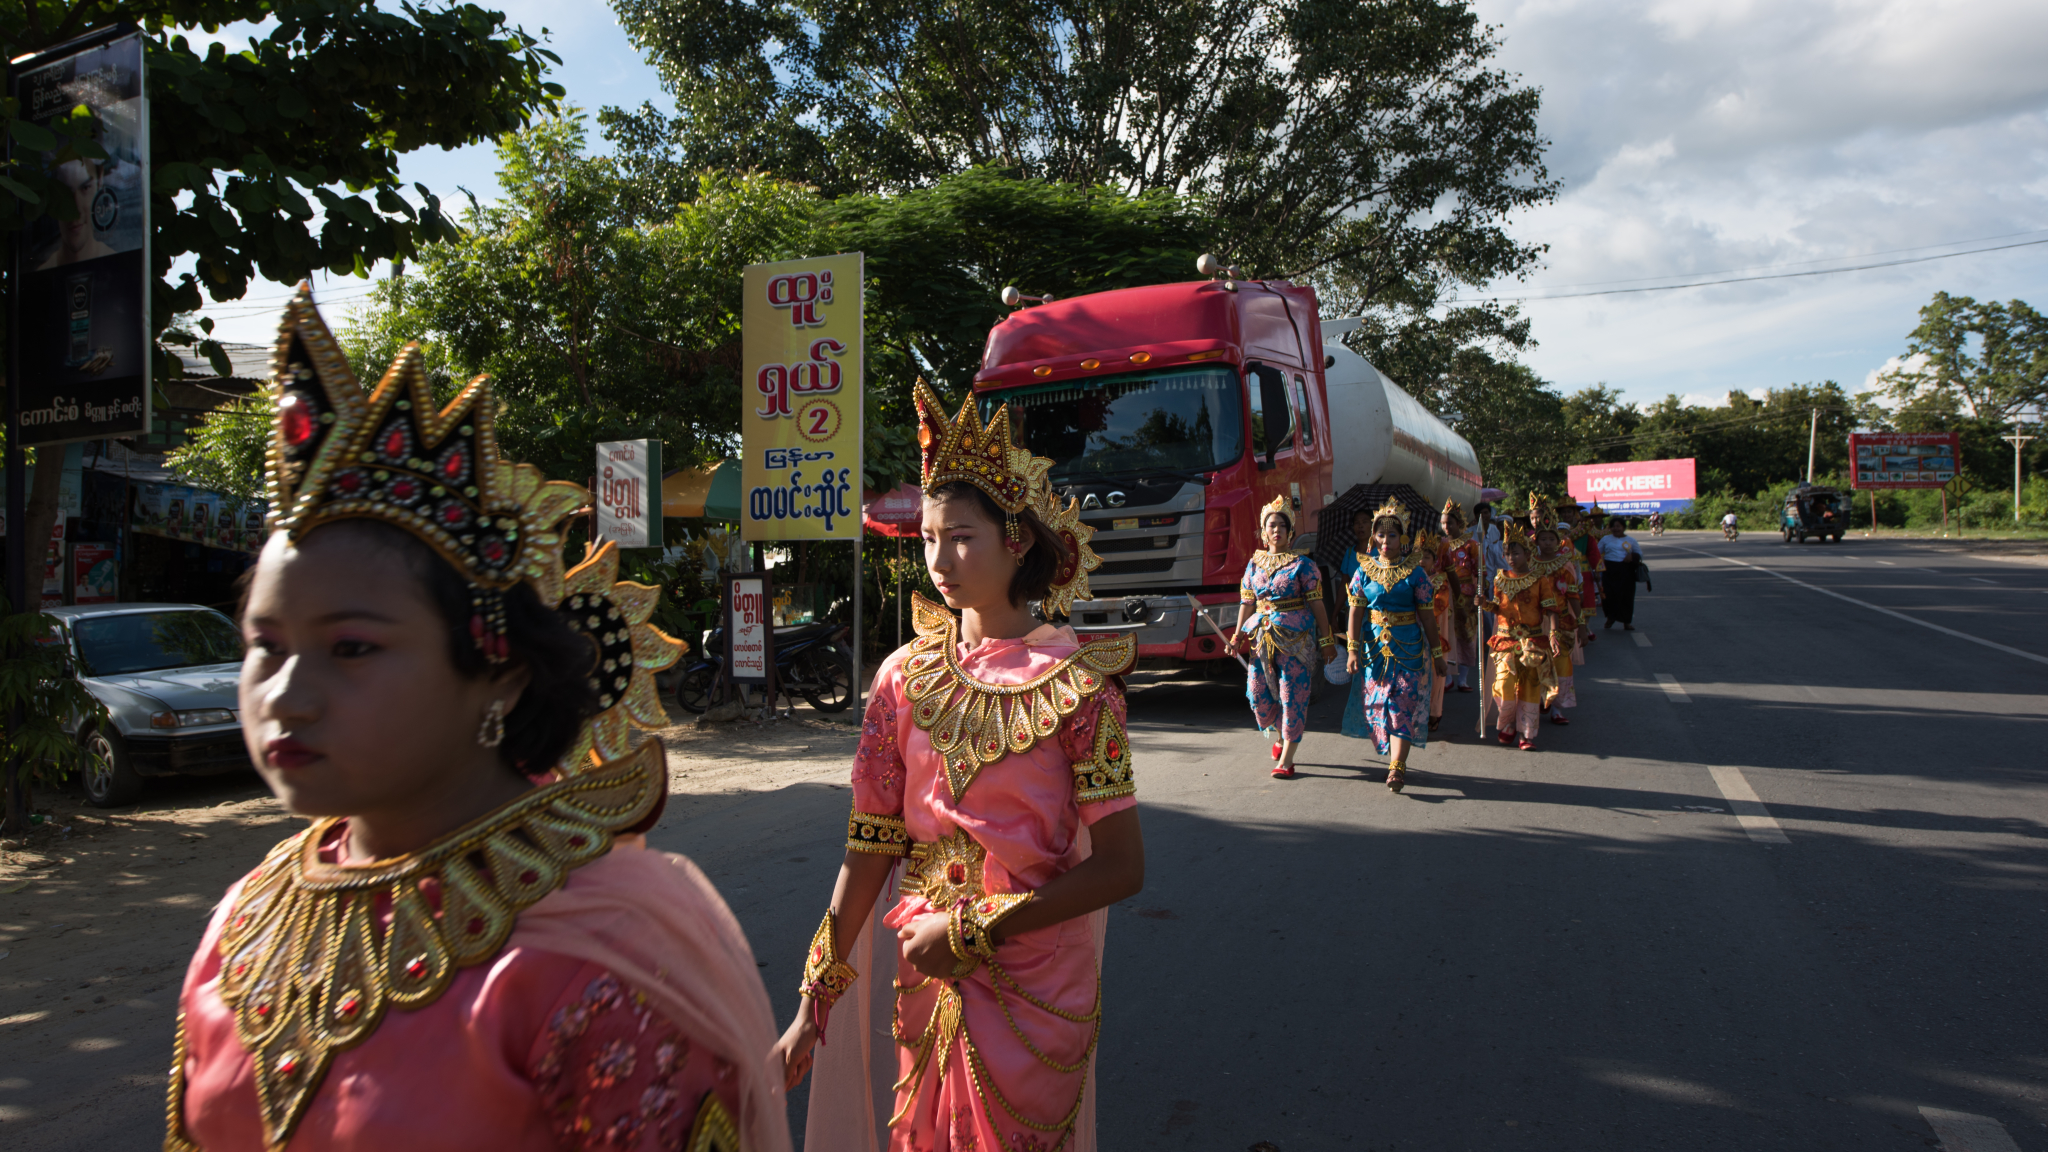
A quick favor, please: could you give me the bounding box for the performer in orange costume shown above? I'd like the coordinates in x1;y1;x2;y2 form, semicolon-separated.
1438;500;1481;694
1487;521;1564;751
1530;499;1582;726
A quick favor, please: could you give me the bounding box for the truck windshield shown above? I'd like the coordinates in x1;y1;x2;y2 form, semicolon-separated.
73;610;245;676
982;366;1245;481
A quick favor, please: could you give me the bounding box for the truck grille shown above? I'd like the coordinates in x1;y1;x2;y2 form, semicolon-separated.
1095;557;1178;576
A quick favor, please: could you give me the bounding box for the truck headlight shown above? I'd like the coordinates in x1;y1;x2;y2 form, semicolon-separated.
150;709;237;729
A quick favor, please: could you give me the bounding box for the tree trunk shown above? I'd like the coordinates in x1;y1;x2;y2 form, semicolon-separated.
3;452;69;833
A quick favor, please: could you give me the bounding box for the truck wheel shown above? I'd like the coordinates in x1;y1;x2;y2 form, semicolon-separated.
81;727;144;808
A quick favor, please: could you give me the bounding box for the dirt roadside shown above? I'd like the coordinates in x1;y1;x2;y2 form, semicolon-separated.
0;704;859;1149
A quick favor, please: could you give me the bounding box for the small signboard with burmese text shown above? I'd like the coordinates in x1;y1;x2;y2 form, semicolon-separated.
595;439;661;547
740;253;863;540
727;575;774;685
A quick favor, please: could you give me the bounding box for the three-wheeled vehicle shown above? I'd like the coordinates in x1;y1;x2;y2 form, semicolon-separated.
1781;484;1846;543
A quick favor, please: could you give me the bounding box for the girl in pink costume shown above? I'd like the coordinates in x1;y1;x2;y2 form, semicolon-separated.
775;384;1145;1152
167;290;789;1152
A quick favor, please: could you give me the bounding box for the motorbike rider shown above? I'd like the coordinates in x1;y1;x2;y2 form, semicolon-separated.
1721;510;1739;539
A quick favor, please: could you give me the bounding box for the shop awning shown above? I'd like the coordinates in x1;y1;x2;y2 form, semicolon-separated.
662;459;743;520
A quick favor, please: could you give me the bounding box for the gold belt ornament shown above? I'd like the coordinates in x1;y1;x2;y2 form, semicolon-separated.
901;828;992;911
1370;610;1417;626
1255;596;1307;613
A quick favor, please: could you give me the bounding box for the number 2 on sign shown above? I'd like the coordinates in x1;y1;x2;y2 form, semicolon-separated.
797;398;841;443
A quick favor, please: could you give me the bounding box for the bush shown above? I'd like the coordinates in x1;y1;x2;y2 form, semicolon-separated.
1661;473;2048;533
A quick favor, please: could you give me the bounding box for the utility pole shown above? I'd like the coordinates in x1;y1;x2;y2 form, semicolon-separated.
1806;407;1819;484
2003;430;2037;524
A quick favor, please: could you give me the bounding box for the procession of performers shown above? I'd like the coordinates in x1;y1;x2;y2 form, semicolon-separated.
168;286;1648;1152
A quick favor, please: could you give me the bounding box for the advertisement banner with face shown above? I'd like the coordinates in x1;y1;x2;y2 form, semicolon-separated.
9;29;151;445
740;253;863;540
72;542;117;603
596;439;661;548
1567;458;1698;516
1848;432;1959;489
727;576;773;684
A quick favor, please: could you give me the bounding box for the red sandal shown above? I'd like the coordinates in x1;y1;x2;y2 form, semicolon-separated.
1517;737;1536;751
1496;730;1516;746
1271;763;1296;779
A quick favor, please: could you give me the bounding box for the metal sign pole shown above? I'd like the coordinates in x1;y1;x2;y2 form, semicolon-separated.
850;536;863;718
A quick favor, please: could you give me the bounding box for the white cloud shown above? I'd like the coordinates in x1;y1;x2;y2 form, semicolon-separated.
1472;0;2048;406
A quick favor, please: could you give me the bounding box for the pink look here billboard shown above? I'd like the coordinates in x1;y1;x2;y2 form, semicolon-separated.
1567;458;1697;516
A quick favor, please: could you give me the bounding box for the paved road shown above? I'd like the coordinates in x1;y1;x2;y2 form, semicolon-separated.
7;530;2043;1149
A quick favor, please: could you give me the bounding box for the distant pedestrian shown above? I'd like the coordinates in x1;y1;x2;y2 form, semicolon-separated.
1599;516;1642;631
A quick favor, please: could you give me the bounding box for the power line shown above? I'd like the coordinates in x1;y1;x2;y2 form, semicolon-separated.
1453;237;2048;304
1489;228;2048;292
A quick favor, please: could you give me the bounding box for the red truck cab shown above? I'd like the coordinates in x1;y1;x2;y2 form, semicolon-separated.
974;278;1330;660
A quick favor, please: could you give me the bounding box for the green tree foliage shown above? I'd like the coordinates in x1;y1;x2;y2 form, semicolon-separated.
818;166;1210;486
1877;292;2048;425
0;0;563;364
165;396;269;503
341;116;819;483
1560;385;1640;465
0;602;108;829
1624;383;1861;498
603;0;1554;313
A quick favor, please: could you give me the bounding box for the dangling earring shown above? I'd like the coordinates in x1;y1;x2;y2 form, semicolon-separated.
477;699;506;748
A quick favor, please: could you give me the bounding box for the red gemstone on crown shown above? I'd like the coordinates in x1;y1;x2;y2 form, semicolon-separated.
466;916;485;936
280;394;315;446
337;995;360;1018
946;863;968;884
390;478;417;500
336;471;364;494
442;449;466;481
383;427;406;458
277;1053;301;1077
405;956;427;979
519;869;539;885
255;1002;271;1018
481;537;508;563
568;835;588;848
442;505;465;525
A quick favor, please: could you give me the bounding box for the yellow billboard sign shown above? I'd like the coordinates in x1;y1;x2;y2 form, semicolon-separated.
741;253;863;540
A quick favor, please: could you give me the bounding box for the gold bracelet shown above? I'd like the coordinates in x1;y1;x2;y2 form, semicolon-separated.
1317;633;1335;649
1347;638;1364;654
799;911;860;1037
945;905;981;977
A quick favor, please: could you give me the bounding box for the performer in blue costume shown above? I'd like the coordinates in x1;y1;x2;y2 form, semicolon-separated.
1343;498;1446;793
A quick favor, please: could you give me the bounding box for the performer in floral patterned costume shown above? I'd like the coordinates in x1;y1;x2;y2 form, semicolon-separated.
775;382;1143;1152
1230;495;1335;778
1342;498;1445;793
166;289;788;1151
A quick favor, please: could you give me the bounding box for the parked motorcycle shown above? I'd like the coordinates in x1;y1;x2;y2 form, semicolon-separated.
673;620;855;713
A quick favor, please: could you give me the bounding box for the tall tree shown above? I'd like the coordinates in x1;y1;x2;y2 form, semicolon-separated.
1877;292;2047;425
1628;383;1858;497
603;0;1554;312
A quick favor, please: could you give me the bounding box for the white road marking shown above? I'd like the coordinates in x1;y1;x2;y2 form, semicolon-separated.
1919;1106;2022;1152
1653;673;1691;703
1706;766;1790;844
1875;560;1895;565
1969;577;1998;584
1672;547;2048;668
1632;631;1652;647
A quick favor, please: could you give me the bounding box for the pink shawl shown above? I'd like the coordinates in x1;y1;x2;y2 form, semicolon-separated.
513;839;793;1152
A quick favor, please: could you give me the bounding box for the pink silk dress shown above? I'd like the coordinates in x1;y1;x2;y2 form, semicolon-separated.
174;836;790;1152
816;619;1135;1152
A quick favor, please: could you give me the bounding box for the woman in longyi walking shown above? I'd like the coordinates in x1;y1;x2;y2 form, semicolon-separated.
1342;498;1446;792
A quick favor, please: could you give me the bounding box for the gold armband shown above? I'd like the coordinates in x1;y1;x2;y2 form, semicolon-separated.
799;911;860;1038
1347;637;1364;654
1318;632;1335;649
846;809;910;856
947;891;1035;975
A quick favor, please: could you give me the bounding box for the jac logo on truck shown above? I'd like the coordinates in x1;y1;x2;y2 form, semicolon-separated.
766;269;833;327
756;338;849;418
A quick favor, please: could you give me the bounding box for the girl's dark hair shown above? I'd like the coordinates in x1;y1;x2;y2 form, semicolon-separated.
1372;515;1406;537
297;520;602;775
925;482;1069;607
1264;509;1294;534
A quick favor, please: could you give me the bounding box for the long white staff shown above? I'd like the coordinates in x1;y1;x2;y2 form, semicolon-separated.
1185;595;1253;671
1475;570;1490;738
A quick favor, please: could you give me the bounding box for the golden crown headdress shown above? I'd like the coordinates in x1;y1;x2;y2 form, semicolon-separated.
912;380;1101;617
1368;495;1410;534
1441;497;1465;520
264;286;681;768
1501;519;1533;551
1260;493;1290;521
1412;527;1441;554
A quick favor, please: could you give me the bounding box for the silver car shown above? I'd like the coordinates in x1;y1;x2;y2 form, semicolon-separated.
44;603;250;807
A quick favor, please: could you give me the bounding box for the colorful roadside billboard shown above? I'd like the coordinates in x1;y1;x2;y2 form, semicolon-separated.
1567;458;1697;516
740;253;863;540
1849;432;1958;489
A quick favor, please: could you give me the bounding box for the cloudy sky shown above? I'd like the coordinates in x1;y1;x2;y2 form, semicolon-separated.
211;0;2048;413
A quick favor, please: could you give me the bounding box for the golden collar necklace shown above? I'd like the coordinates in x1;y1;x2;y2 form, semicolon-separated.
167;742;662;1150
1356;551;1420;588
1250;549;1302;574
899;593;1133;801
